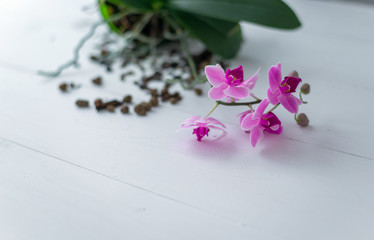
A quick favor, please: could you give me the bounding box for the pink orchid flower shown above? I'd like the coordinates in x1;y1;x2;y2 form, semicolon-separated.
267;63;302;113
178;116;226;142
205;64;258;102
239;99;282;147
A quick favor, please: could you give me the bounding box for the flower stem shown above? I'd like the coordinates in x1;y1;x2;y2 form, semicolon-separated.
180;38;200;81
248;104;254;111
216;100;261;106
299;92;308;104
162;14;200;82
267;103;280;113
205;102;219;118
250;93;261;101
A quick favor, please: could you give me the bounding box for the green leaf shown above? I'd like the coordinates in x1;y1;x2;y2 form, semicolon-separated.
170;10;242;58
115;0;151;10
99;2;122;33
98;0;152;11
167;0;301;29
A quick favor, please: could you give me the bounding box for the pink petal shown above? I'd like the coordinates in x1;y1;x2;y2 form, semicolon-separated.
223;86;249;99
206;117;226;129
278;94;302;114
205;64;226;86
241;113;259;131
250;126;264;147
207;125;226;132
208;83;229;100
267;88;280;105
237;110;252;125
252;98;270;120
268;63;282;92
269;125;283;134
180;116;202;126
243;68;260;90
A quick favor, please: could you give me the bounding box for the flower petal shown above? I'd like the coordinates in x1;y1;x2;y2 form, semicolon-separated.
278;94;302;113
252;98;270;120
267;88;280;105
241;113;259;131
205;64;226;86
267;125;283;134
180;116;201;126
250;126;264;147
268;63;282;92
223;86;249;99
207;125;226;132
237;110;252;125
243;68;260;90
177;116;202;132
208;83;229;100
206;117;226;129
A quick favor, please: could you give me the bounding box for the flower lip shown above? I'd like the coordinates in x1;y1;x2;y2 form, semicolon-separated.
225;65;243;86
281;76;302;93
260;112;282;134
193;127;210;142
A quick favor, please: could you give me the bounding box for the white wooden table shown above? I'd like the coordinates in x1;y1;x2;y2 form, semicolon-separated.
1;0;374;239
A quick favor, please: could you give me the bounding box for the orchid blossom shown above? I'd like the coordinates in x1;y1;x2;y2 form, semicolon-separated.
267;63;302;113
239;99;282;147
178;116;226;141
205;64;258;102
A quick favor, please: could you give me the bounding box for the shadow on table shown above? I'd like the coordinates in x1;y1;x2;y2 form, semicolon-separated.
184;136;239;160
259;126;335;168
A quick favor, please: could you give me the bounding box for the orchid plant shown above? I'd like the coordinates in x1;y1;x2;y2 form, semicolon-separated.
179;62;310;147
99;0;301;58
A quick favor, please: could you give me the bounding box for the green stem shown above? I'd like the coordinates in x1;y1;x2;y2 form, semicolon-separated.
180;38;200;81
299;92;308;104
251;94;261;101
205;102;219;118
267;103;280;113
162;14;200;82
216;100;261;106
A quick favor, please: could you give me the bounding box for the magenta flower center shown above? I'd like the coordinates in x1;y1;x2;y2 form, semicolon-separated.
280;76;302;93
193;127;210;141
225;65;244;86
260;112;282;134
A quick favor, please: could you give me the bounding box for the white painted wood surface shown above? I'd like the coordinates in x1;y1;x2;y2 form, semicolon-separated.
1;0;374;239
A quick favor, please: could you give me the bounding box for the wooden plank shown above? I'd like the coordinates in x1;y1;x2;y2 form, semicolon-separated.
1;0;374;239
1;138;274;240
1;68;374;239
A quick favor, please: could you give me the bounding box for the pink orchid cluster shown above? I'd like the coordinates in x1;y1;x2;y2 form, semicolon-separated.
179;62;310;147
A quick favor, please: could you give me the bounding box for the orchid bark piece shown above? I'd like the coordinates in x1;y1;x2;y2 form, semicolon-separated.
178;116;226;141
240;99;283;147
205;64;258;102
267;63;302;113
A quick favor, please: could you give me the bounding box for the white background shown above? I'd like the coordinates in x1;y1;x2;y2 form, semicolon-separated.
0;0;373;239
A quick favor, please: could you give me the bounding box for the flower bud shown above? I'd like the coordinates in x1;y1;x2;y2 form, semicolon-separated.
296;113;309;127
287;70;299;78
300;83;310;95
